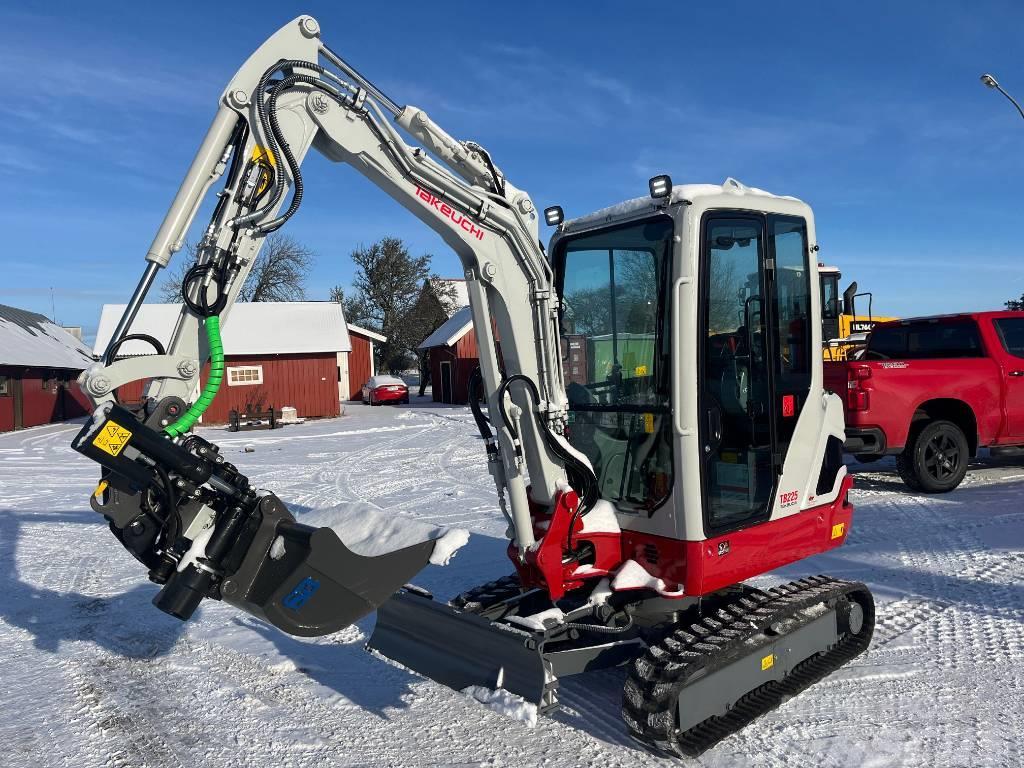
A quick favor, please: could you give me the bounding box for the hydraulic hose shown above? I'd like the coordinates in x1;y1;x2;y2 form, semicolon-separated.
164;316;225;438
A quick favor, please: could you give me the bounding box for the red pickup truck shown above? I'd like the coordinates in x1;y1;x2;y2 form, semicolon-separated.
824;311;1024;492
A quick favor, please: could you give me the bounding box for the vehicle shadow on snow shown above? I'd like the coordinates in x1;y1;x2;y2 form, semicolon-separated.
0;510;188;658
238;529;516;717
772;478;1024;616
234;513;647;750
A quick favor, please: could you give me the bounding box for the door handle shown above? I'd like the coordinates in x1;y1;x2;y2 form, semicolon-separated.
706;405;723;454
1010;370;1024;377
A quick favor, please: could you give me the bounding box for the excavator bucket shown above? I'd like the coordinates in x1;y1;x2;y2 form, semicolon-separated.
216;515;440;637
203;493;475;637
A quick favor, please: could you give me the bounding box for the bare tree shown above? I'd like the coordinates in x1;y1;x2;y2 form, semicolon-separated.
237;234;313;302
342;238;447;372
157;258;191;303
156;234;314;304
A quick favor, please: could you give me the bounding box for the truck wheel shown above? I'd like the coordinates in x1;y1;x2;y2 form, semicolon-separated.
898;420;969;493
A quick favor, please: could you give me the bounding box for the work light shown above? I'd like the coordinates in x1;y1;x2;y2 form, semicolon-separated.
648;174;672;199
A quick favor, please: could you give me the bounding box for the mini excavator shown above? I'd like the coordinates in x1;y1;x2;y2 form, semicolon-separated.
73;16;873;757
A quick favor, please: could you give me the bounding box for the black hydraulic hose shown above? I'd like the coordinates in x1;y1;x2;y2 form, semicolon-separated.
104;333;166;363
210;120;249;224
496;374;599;543
154;465;182;550
258;72;352;233
240;59;348;232
181;262;229;317
477;145;505;196
467;367;496;456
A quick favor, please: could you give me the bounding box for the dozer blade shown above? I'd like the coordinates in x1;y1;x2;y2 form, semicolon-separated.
217;495;438;637
368;586;645;711
368;588;558;709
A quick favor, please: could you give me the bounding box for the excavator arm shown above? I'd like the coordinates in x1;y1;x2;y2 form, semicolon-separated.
73;16;596;634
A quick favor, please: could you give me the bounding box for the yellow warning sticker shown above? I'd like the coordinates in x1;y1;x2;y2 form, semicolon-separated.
634;364;648;376
643;413;655;433
92;420;133;457
761;654;774;671
831;522;846;540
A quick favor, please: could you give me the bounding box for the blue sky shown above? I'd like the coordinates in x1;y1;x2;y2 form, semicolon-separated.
1;1;1022;343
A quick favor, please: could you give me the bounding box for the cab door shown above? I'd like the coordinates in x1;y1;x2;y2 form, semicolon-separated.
699;214;775;533
992;317;1024;439
698;213;813;534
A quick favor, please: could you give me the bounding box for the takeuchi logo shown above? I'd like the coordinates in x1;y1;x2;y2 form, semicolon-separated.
414;187;485;241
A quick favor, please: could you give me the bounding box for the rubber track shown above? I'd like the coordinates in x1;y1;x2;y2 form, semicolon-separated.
621;575;875;758
449;574;522;612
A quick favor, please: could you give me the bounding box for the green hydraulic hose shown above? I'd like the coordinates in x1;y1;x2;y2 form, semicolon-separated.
164;316;224;438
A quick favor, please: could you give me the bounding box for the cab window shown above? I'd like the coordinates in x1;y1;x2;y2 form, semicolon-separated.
556;218;674;513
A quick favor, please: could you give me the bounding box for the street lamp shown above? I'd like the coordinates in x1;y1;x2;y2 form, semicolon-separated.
980;73;1024;121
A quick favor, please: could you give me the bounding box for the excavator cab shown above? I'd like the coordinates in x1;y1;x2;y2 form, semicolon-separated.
373;180;872;755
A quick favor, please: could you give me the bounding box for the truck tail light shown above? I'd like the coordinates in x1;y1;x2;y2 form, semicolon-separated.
846;365;871;411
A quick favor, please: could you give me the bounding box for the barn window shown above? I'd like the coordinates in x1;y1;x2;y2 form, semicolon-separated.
227;366;264;386
0;376;9;396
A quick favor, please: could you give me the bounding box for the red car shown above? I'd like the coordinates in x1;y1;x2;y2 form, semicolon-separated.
824;311;1024;491
362;375;410;405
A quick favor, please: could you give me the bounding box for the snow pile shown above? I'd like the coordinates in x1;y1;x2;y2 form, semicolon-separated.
611;559;685;597
428;528;470;565
579;500;620;534
268;535;287;560
461;686;537;727
177;523;215;572
73;401;114;447
563;178;799;231
300;501;469;565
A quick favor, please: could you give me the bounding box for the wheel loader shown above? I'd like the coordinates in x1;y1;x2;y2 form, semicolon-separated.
819;265;898;360
72;15;874;758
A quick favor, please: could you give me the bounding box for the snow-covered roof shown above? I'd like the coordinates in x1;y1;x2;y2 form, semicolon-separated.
347;323;387;343
94;302;353;357
0;303;95;370
562;177;802;232
417;305;474;350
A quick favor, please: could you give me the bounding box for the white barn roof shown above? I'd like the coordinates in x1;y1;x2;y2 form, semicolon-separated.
94;302;353;357
0;304;94;369
417;305;474;350
346;323;387;343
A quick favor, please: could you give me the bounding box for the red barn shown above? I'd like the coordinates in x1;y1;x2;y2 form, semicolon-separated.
0;303;94;432
94;302;355;424
345;324;387;401
417;305;479;404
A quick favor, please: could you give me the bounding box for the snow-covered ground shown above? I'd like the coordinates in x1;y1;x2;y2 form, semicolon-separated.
1;401;1021;767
